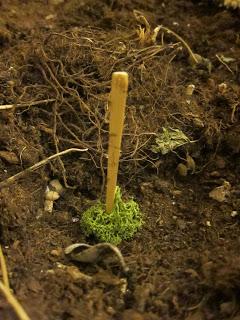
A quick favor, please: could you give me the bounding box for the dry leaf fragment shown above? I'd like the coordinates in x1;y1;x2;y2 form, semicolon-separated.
65;242;129;273
152;127;191;155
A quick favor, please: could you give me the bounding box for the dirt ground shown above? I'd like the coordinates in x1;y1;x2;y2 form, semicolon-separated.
0;0;240;319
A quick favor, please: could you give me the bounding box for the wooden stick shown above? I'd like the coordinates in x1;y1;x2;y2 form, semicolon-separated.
106;72;129;213
0;281;31;320
0;99;55;110
0;245;10;289
0;148;87;189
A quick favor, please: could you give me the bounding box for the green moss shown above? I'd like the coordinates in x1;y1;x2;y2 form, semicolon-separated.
81;187;143;245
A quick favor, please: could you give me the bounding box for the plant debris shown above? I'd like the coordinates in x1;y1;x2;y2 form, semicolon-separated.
151;127;192;155
65;242;129;273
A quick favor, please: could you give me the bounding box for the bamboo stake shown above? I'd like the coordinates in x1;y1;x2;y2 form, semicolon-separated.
0;245;10;289
0;246;30;320
106;72;129;213
0;281;31;320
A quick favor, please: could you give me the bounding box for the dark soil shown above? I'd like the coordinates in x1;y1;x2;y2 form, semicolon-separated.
0;0;240;319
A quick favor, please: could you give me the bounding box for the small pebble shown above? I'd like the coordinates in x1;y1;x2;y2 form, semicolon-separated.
50;248;62;257
171;190;182;197
177;163;188;176
209;181;231;202
186;84;195;96
231;211;238;217
215;157;226;169
45;14;56;20
206;221;211;227
209;171;221;178
106;307;115;316
218;82;227;94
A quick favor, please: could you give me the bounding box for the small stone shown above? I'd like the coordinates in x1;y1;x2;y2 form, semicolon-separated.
66;266;92;281
50;248;62;257
45;14;56;20
215;156;226;169
177;163;188;176
44;200;53;213
7;80;15;86
106;307;115;316
49;179;64;194
46;269;55;274
209;181;231;202
186;154;195;173
231;211;238;217
171;190;182;197
218;83;227;94
185;84;195;96
206;221;211;227
45;191;60;201
209;171;221;178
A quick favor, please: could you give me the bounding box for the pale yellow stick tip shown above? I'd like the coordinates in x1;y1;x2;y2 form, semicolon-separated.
112;71;128;77
112;72;128;89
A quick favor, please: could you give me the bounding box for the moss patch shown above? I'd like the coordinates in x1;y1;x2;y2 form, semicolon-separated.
81;187;143;245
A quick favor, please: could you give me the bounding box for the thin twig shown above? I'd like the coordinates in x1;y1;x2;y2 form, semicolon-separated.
160;25;199;64
0;148;87;189
0;245;9;289
0;281;31;320
0;99;55;110
216;54;233;74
